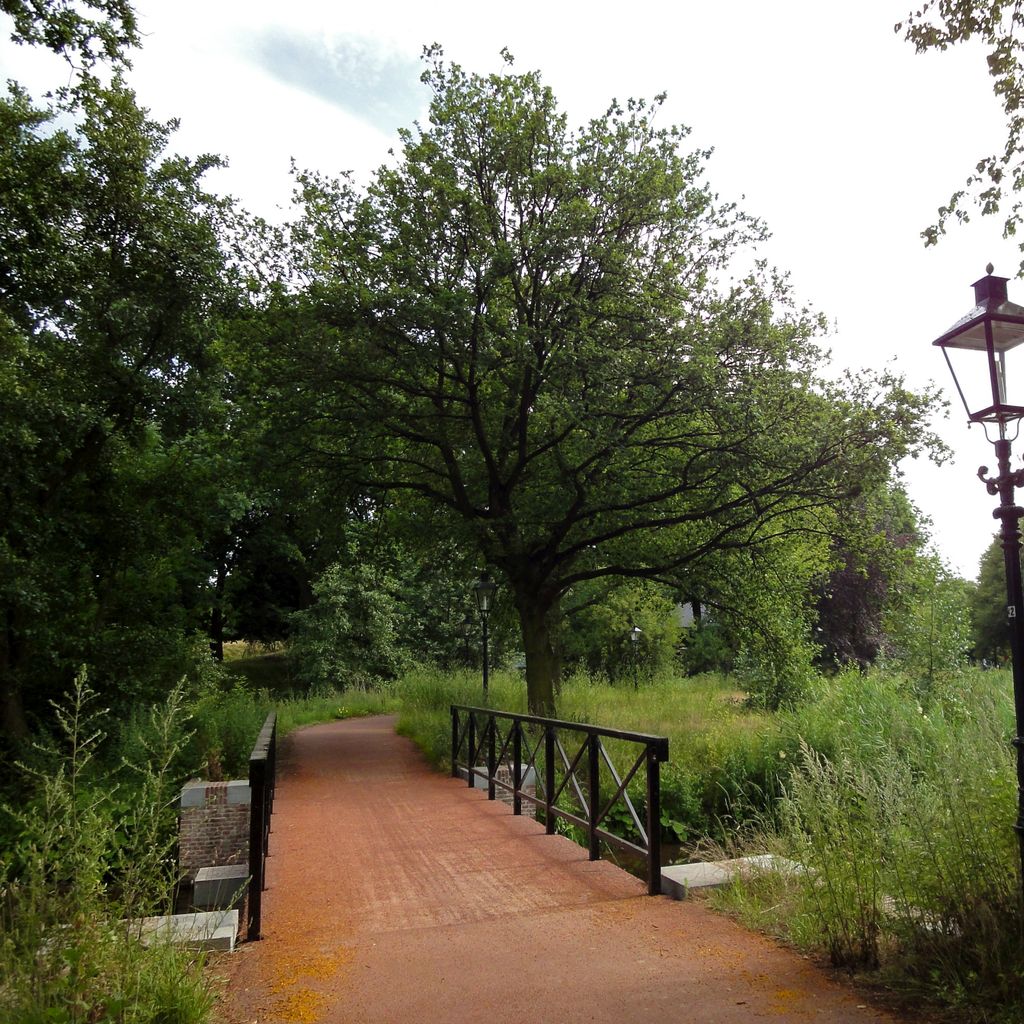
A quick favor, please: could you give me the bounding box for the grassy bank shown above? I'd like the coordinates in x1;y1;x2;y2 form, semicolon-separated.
396;666;779;845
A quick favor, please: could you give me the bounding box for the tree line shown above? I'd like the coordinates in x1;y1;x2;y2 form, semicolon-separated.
1;2;1004;746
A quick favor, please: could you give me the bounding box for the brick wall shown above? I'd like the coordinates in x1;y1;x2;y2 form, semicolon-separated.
468;763;537;820
179;780;251;882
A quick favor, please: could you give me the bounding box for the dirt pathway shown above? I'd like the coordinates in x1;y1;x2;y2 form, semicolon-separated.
216;716;905;1024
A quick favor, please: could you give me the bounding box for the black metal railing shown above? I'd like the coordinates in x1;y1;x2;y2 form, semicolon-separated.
246;711;277;941
450;705;669;896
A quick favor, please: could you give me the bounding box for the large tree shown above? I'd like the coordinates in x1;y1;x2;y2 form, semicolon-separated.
815;485;921;669
0;78;236;741
259;52;938;713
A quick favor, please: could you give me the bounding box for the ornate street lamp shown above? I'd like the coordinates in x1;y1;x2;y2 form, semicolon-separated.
933;265;1024;890
473;575;497;699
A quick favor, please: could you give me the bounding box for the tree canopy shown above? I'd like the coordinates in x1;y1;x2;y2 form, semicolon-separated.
0;75;239;740
0;0;137;66
970;534;1011;661
248;51;941;712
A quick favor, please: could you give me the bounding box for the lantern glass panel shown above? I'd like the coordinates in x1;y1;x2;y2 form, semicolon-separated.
940;331;1024;423
474;577;496;613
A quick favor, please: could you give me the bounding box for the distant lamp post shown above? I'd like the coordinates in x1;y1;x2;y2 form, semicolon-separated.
459;613;474;665
473;575;497;699
628;624;643;690
933;265;1024;891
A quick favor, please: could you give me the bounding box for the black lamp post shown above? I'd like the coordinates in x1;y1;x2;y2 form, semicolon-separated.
628;624;643;690
933;265;1024;891
473;575;497;700
459;613;474;666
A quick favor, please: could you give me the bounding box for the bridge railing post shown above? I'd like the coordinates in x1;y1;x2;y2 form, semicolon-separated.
451;706;459;779
588;735;601;861
487;714;497;800
246;710;277;941
646;743;662;897
544;725;556;835
512;721;522;816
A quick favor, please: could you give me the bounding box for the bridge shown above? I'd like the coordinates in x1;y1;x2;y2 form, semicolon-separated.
217;715;903;1024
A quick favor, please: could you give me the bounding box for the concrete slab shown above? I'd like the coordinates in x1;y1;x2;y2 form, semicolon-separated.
180;781;207;808
194;864;249;909
136;910;239;952
459;765;537;788
661;854;803;899
225;780;251;805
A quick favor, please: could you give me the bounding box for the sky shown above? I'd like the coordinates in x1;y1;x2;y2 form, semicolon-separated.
3;0;1022;579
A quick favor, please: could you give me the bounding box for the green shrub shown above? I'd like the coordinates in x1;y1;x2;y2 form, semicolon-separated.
289;561;412;691
0;678;212;1024
186;683;271;779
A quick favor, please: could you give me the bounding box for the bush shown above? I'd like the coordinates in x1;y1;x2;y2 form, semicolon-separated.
186;683;272;779
0;678;213;1024
289;562;412;691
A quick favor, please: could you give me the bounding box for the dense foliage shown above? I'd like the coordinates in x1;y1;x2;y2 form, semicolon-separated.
0;70;245;741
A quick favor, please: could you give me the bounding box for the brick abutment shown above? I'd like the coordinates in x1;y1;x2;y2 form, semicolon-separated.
178;780;250;882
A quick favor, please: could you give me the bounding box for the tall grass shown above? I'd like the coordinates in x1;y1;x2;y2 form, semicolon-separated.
395;667;527;767
714;668;1024;1022
394;666;775;844
0;678;213;1024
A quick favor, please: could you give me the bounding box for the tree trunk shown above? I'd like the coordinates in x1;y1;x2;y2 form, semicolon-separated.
1;616;29;744
1;682;28;745
517;597;558;716
209;559;226;662
549;591;564;698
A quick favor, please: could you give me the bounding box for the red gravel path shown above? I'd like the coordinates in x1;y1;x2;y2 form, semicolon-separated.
215;716;905;1024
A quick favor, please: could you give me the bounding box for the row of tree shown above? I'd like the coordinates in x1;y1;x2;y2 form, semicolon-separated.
0;2;998;746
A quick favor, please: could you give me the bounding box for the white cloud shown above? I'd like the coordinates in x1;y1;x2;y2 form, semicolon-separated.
245;31;427;135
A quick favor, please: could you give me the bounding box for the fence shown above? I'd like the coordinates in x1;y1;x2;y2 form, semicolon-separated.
246;711;277;941
450;705;669;896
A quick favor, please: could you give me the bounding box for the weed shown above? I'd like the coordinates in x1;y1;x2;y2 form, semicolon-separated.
0;675;213;1024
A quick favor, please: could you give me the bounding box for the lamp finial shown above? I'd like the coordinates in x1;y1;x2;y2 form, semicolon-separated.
987;262;995;275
